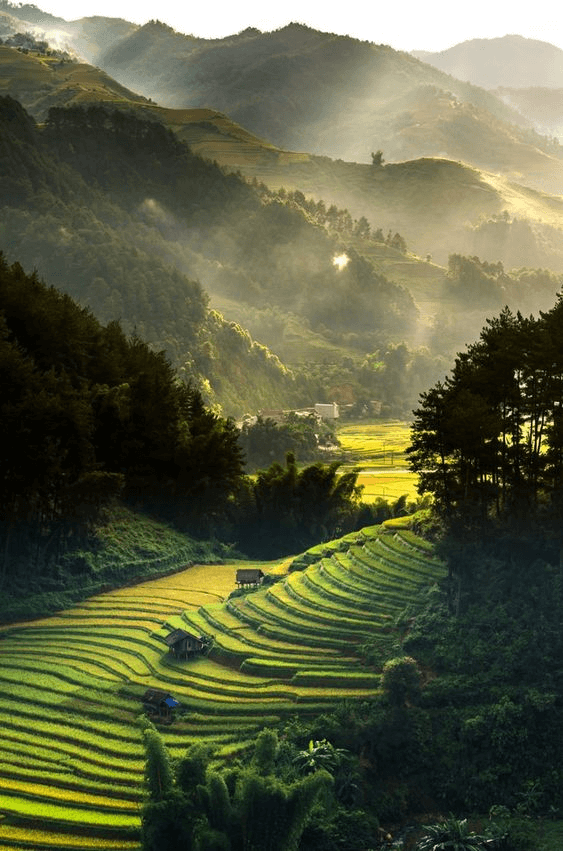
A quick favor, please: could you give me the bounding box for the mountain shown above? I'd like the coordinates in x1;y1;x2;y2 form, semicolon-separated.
2;20;563;411
78;21;563;194
492;86;563;140
412;34;563;91
0;0;61;26
94;22;533;155
0;95;302;415
7;37;563;265
4;10;563;191
0;0;136;60
0;96;433;415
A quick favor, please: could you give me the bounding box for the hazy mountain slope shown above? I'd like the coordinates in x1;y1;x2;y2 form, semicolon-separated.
4;10;563;191
493;86;563;139
0;0;60;26
88;21;563;193
0;97;429;414
0;45;150;118
413;34;563;90
52;15;139;63
2;39;562;292
0;96;301;415
198;147;563;269
0;1;138;63
0;43;287;160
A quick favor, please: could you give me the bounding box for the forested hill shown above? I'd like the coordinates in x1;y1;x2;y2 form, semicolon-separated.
0;252;246;589
0;96;421;413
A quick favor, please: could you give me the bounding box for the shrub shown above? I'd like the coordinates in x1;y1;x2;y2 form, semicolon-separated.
381;656;421;707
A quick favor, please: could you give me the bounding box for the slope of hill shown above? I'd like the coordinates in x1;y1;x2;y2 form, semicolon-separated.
4;8;563;189
493;85;563;140
79;21;563;195
413;34;563;90
2;32;563;409
0;44;151;118
5;38;562;254
94;22;544;160
0;521;445;849
0;96;302;415
5;41;561;275
12;11;561;179
0;96;428;414
211;151;563;269
0;1;138;62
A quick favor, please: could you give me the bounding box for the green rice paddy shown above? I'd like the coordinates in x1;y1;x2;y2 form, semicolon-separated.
0;516;444;849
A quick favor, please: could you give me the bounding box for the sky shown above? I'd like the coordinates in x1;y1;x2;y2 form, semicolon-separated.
28;0;563;54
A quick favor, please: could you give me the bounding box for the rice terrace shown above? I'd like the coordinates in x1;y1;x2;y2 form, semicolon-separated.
0;511;445;849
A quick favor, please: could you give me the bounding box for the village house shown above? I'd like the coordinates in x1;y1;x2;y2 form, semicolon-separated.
142;688;180;721
314;402;339;420
235;568;265;588
164;628;208;659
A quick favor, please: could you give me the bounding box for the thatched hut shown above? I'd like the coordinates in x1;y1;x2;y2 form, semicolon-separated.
235;568;265;588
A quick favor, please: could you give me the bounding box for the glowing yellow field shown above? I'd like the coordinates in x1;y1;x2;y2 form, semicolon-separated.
355;470;420;501
336;420;421;502
337;420;412;464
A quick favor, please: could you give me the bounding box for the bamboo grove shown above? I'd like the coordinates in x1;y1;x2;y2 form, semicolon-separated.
408;294;563;534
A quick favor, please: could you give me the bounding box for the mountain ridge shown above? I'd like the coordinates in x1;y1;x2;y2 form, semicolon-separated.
412;34;563;90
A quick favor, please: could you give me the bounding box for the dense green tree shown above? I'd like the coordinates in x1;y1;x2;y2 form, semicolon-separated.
140;726;332;851
406;304;563;526
381;657;422;708
142;728;174;802
235;453;362;557
234;765;332;851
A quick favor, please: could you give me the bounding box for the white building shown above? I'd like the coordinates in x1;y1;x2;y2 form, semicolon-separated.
314;402;339;420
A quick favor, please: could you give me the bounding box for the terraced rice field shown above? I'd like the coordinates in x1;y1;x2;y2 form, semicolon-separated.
0;525;444;849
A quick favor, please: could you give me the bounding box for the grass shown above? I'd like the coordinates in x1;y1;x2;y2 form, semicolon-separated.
337;420;412;463
0;824;139;848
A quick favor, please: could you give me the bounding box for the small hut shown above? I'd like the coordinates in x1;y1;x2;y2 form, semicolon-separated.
164;628;207;660
235;568;265;588
142;688;180;720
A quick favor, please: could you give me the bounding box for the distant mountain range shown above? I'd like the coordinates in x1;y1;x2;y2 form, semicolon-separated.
2;7;563;189
412;34;563;90
412;35;563;139
3;38;563;272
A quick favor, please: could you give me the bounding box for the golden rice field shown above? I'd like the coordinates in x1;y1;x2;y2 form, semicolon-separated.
0;512;444;849
337;420;422;502
355;470;420;502
337;420;413;464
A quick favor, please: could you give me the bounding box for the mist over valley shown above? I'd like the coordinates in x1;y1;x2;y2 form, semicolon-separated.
2;4;563;420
